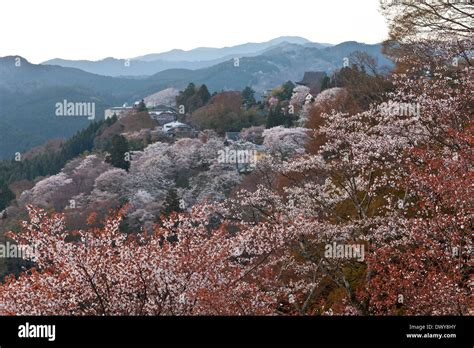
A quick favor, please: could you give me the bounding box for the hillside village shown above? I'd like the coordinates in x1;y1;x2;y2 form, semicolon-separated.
0;55;395;286
104;70;327;143
0;68;342;252
96;71;334;180
0;1;471;319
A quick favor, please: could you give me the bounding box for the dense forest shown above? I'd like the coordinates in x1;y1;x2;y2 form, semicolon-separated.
0;1;472;317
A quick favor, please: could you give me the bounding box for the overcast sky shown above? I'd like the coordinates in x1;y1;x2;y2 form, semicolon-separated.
0;0;389;64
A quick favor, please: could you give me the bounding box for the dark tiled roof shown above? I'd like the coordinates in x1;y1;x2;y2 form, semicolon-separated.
297;71;326;86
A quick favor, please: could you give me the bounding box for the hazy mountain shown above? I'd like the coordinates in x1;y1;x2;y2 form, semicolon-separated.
0;41;392;159
41;57;220;78
0;57;147;159
146;42;393;93
0;56;143;95
134;36;313;62
41;37;322;77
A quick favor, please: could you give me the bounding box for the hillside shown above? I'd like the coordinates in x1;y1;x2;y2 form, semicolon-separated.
134;36;313;62
42;37;316;77
0;57;173;159
0;41;392;159
147;42;393;93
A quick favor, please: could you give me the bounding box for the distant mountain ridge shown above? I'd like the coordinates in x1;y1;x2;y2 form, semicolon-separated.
41;37;331;77
0;39;392;159
143;41;393;93
134;36;317;62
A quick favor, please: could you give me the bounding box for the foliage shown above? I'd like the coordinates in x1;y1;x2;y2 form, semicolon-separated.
106;135;130;171
136;99;147;112
266;102;297;128
0;4;472;315
161;188;182;216
324;63;392;110
0;181;15;211
0;205;277;315
273;81;296;101
242;86;256;107
0;119;114;211
190;92;265;134
176;83;211;114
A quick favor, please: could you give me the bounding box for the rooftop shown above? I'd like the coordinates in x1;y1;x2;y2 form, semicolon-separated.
297;71;326;86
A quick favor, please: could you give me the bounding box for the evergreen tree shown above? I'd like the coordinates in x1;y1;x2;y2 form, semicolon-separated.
275;81;296;101
176;83;212;114
242;87;256;108
197;84;211;105
176;83;197;113
0;181;15;211
162;188;181;215
266;103;287;128
107;135;130;171
182;83;196;99
320;75;331;91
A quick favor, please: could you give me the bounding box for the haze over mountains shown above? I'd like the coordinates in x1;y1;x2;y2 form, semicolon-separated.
42;37;338;77
134;36;320;61
0;37;393;160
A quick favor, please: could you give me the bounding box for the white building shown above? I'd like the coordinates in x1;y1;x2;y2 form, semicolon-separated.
104;103;133;119
163;121;187;132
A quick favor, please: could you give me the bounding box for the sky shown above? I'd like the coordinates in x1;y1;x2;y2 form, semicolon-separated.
0;0;389;64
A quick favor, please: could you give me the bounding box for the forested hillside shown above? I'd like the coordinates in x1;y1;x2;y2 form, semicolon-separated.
0;42;392;159
0;1;471;318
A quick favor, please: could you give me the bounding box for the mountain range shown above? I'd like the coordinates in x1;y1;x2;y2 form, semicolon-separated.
0;37;393;160
42;37;331;77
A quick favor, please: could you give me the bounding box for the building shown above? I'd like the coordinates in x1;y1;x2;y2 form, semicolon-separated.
297;71;327;95
163;121;187;132
166;123;196;139
149;105;178;125
149;110;177;125
150;104;177;113
104;104;133;119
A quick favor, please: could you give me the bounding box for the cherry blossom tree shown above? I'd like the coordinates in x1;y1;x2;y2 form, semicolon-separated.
262;126;309;159
2;32;471;317
218;40;472;315
0;205;280;315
